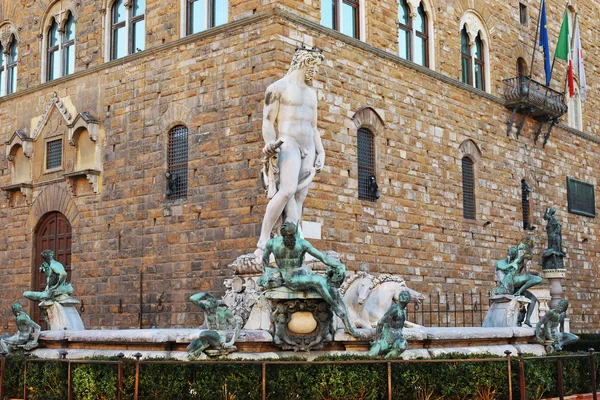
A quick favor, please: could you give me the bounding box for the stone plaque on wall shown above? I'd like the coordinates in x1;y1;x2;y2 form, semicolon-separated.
567;177;596;218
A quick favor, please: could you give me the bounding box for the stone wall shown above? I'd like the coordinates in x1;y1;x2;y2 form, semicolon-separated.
0;1;599;332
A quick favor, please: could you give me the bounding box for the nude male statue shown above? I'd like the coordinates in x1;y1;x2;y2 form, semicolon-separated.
0;302;41;353
257;222;359;337
256;46;326;257
24;250;74;303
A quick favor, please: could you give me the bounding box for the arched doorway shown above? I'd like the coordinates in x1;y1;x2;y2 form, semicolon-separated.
33;211;72;325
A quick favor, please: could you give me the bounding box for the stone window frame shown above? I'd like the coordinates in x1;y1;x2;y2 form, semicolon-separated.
41;10;76;84
459;11;491;93
398;0;436;70
352;106;385;202
104;0;146;62
44;137;64;173
320;0;366;41
0;24;18;97
180;0;229;38
458;139;482;221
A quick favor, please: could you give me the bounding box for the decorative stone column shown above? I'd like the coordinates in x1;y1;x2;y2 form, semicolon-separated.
542;269;567;309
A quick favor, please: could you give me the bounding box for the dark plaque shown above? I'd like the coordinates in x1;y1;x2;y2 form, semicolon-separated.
567;177;595;217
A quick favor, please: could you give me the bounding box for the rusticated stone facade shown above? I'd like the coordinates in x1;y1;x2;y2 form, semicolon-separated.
0;0;599;333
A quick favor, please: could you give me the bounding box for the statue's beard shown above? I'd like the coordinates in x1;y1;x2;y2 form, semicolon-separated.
283;235;296;249
305;66;316;84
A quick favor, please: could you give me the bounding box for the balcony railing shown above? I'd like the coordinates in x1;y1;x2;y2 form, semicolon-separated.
503;76;568;120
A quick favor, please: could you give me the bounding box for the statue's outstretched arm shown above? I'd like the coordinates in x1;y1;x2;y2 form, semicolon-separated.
262;243;273;272
304;241;341;268
224;317;241;348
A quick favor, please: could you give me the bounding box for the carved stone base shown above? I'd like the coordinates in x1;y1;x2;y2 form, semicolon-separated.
266;287;334;351
482;295;531;328
39;297;85;331
543;269;566;309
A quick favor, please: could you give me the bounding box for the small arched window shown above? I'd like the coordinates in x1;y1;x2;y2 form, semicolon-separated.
516;57;528;77
167;125;189;200
321;0;360;39
462;156;476;220
398;0;410;60
63;14;76;76
357;128;377;201
460;28;471;85
47;19;60;81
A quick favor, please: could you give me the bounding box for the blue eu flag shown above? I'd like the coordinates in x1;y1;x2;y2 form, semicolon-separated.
539;0;552;86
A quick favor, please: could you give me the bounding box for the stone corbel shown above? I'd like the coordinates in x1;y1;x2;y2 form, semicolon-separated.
63;169;101;194
0;183;33;206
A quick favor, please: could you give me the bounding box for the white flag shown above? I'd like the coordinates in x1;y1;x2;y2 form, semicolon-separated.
572;19;587;101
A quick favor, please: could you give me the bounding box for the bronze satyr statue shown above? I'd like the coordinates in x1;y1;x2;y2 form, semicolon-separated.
24;250;74;303
0;302;41;353
493;238;542;327
536;299;578;351
368;290;410;359
187;292;240;358
258;221;359;337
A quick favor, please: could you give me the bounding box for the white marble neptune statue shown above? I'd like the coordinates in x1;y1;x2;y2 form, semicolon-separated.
255;46;326;257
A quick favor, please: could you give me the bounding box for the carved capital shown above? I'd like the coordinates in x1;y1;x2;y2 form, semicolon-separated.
6;154;14;162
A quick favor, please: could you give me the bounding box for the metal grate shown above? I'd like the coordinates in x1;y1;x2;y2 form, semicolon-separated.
462;156;476;220
46;139;63;170
357;128;376;201
521;179;531;229
167;125;188;199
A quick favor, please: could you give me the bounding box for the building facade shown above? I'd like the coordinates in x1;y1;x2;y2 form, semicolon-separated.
0;0;599;332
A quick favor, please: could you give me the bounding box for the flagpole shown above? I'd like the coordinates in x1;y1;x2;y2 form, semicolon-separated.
529;0;544;77
562;13;578;93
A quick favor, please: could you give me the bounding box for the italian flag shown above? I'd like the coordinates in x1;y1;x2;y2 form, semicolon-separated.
554;10;573;97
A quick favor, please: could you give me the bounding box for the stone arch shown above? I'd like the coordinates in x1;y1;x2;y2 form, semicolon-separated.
352;106;385;134
459;10;491;93
0;21;18;49
458;139;482;162
40;2;77;83
28;184;79;232
156;101;194;134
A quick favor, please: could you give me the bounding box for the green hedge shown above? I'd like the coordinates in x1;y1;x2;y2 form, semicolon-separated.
1;352;598;400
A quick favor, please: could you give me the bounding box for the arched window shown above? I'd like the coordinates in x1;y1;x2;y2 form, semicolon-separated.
462;156;476;220
0;36;18;96
397;1;429;67
186;0;228;35
357;128;377;201
459;13;490;92
167;125;189;199
111;0;145;60
474;34;485;91
460;28;471;85
46;13;76;82
321;0;360;39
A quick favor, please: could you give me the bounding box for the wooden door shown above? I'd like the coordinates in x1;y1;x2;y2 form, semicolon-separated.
33;212;72;325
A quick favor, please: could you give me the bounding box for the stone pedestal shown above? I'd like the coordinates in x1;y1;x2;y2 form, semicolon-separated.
39;297;85;331
265;287;334;351
483;295;530;327
542;269;566;309
527;286;551;324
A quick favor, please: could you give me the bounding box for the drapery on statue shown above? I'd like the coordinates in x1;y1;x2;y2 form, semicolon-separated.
257;222;359;337
540;207;566;270
255;46;326;257
535;300;578;351
187;292;241;358
0;302;41;353
368;290;410;359
24;250;74;303
493;238;542;327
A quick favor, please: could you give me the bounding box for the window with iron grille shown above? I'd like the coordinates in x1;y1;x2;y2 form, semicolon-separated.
521;179;532;229
167;125;188;199
358;128;376;201
46;139;63;170
462;156;475;219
